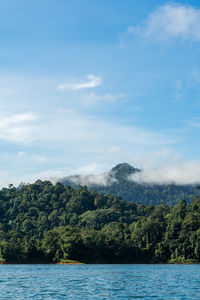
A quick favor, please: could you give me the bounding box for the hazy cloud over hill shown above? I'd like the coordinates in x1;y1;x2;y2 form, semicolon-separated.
63;172;116;187
129;162;200;185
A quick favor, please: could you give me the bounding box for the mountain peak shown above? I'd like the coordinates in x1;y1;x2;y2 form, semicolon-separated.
111;163;140;180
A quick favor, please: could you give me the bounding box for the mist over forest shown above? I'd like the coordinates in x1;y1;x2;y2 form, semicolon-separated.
59;163;198;206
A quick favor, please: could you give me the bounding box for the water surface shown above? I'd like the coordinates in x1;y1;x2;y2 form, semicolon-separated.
0;264;199;299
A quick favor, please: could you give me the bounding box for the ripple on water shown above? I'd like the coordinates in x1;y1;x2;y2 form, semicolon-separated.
0;264;199;299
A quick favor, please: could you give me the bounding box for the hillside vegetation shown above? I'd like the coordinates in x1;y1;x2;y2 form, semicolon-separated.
0;180;199;263
61;163;197;206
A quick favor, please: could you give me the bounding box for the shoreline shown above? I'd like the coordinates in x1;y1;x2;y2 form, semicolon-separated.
0;261;199;265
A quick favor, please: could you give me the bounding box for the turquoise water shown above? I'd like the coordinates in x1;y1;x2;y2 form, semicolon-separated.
0;264;199;299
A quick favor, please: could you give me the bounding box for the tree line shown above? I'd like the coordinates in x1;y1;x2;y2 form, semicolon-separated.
0;180;199;263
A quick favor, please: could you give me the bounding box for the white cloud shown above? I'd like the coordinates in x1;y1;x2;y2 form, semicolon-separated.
0;74;188;187
65;173;115;187
76;92;122;106
125;4;200;42
128;148;200;185
0;113;36;128
3;167;73;187
3;163;110;187
57;74;102;91
55;163;115;187
0;109;176;187
130;161;200;185
0;113;37;143
33;109;175;151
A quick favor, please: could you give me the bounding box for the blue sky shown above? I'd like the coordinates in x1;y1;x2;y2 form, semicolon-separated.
1;0;200;186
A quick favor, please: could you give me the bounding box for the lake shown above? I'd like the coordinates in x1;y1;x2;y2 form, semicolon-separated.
0;264;199;299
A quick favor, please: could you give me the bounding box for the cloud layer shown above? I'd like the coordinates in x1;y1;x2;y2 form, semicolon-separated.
57;74;102;91
0;113;37;143
130;161;200;185
0;72;199;188
64;172;115;187
127;3;200;42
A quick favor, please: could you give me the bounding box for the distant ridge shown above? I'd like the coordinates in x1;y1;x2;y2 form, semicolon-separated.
59;163;197;206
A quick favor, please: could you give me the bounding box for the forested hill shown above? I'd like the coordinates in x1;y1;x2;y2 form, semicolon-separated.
0;180;200;264
60;163;197;206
